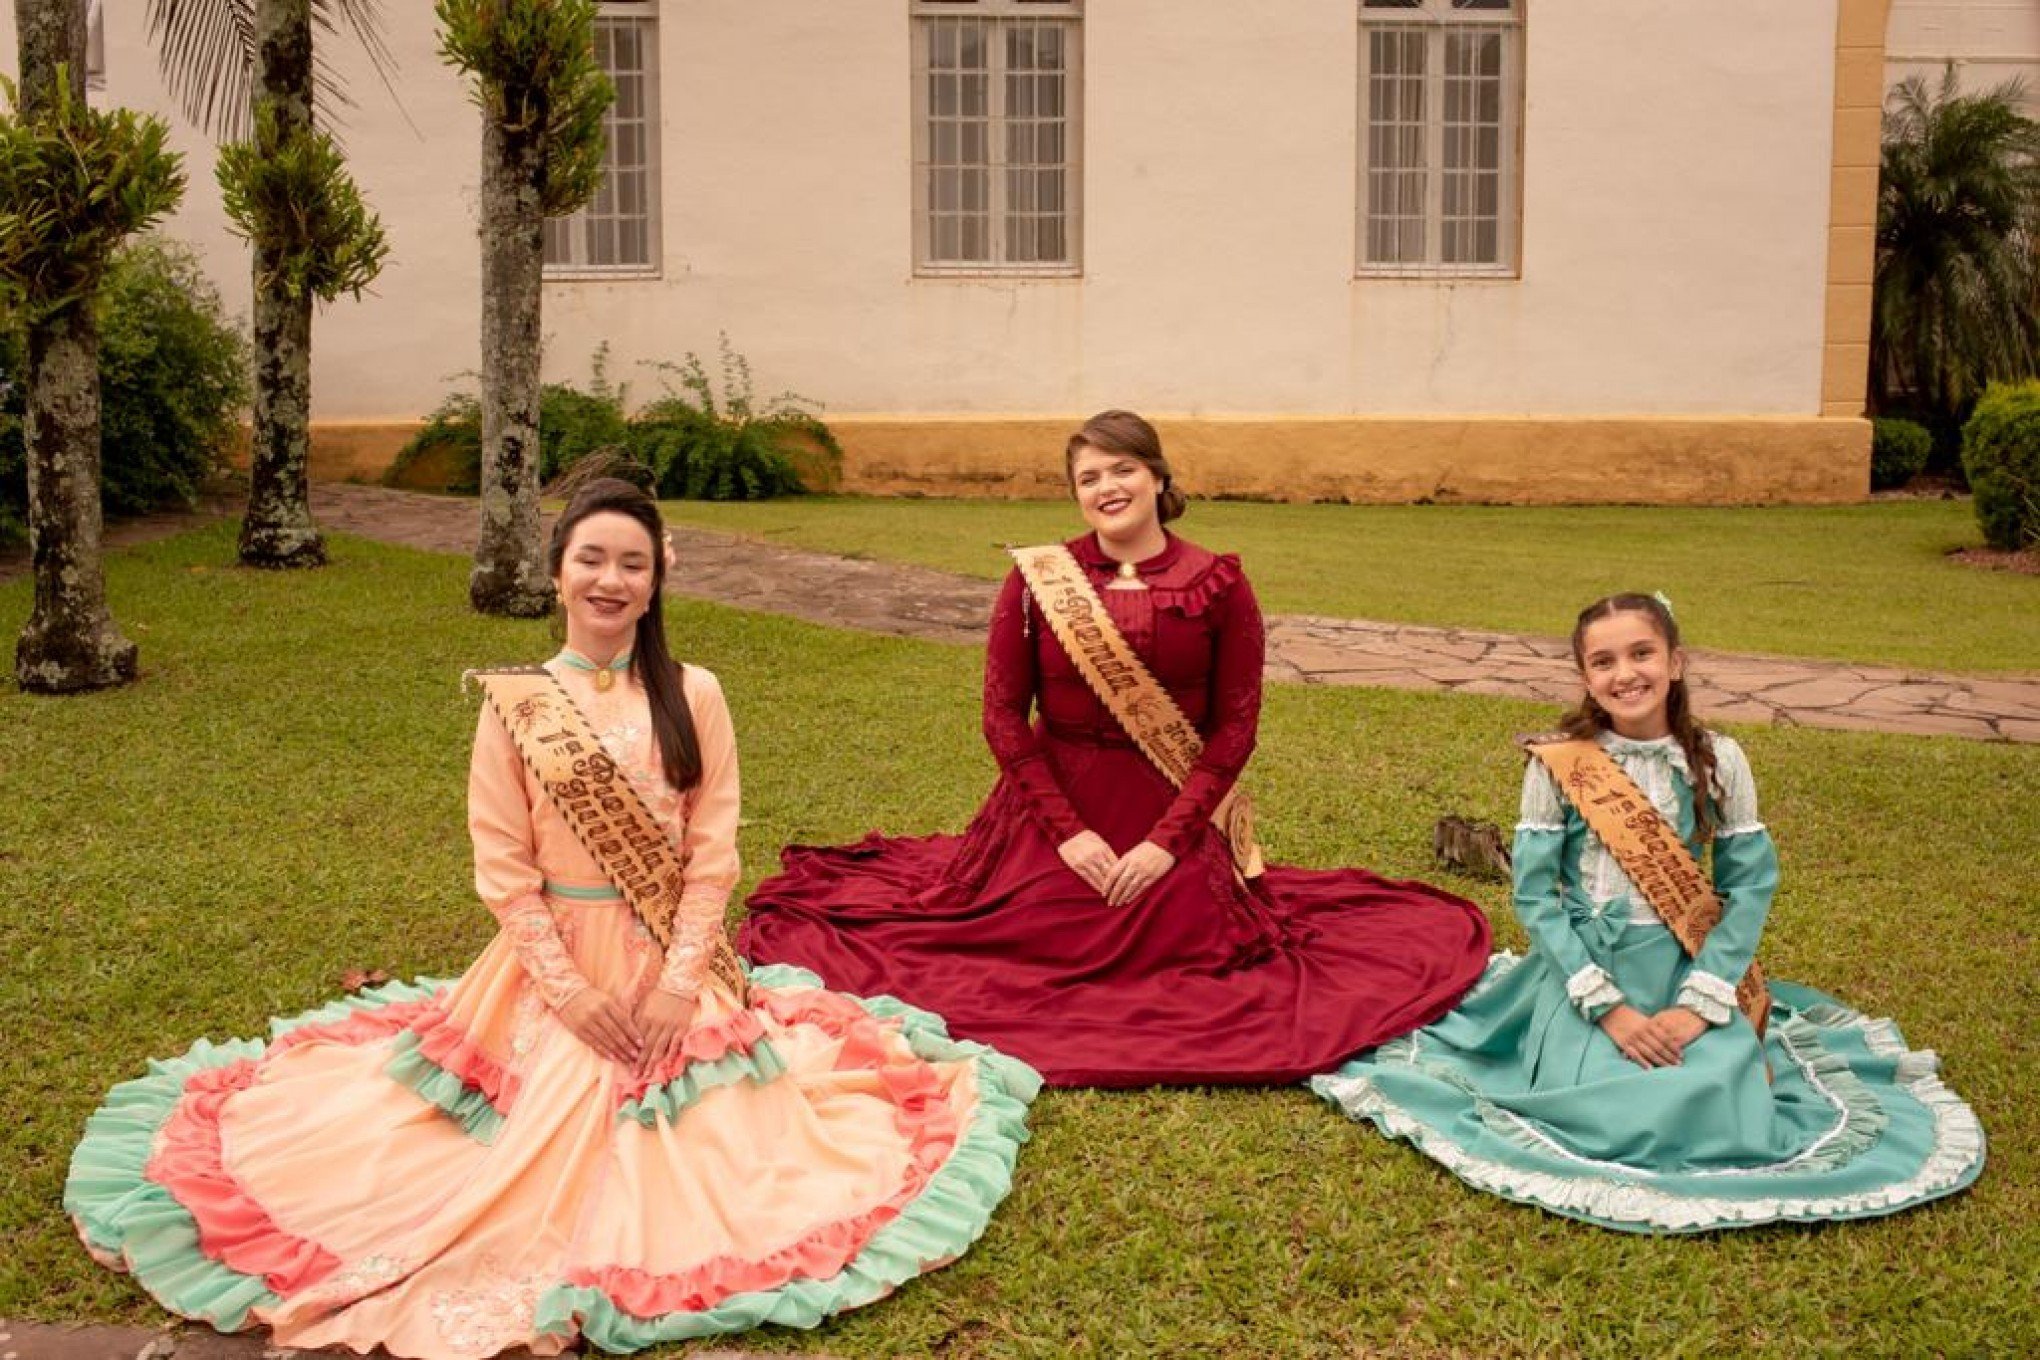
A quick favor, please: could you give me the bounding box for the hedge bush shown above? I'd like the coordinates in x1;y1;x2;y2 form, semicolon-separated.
1870;417;1933;491
1961;381;2040;550
1;237;247;545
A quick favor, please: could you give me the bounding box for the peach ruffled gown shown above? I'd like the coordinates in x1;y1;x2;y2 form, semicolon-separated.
67;661;1038;1358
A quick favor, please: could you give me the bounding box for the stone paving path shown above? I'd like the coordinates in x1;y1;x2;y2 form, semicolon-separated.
7;484;2037;743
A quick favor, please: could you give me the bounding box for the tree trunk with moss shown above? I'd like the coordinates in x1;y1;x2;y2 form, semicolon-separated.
468;112;552;617
238;0;325;568
13;0;139;693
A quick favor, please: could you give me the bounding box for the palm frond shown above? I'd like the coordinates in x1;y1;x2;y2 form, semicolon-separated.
145;0;401;141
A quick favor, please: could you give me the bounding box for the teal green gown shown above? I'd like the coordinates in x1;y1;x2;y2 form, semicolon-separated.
1312;732;1984;1233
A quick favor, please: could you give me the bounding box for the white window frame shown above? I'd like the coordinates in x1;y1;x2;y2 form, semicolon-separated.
911;0;1084;278
86;0;106;92
545;0;661;279
1357;0;1523;278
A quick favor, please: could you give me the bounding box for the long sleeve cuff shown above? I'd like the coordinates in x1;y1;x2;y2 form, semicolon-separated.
501;895;590;1012
1565;963;1625;1022
1676;970;1740;1027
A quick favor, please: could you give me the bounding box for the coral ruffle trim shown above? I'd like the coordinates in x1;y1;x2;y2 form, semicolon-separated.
614;1006;771;1105
144;1060;342;1296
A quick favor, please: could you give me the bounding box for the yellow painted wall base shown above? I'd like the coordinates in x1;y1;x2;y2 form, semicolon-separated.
228;422;425;485
830;415;1871;505
273;415;1870;506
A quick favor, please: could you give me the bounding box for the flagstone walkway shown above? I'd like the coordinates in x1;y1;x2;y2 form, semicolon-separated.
7;484;2037;743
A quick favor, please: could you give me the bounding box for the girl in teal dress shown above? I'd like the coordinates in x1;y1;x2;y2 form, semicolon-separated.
1313;593;1984;1232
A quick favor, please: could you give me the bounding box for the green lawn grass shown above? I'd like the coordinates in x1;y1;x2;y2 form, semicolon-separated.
2;526;2035;1356
658;496;2040;674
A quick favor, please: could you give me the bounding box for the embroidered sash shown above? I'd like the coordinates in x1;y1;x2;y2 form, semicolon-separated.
1524;737;1769;1036
1008;544;1266;879
473;666;747;1002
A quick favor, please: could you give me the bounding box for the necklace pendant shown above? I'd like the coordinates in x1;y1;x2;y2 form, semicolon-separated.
594;667;616;693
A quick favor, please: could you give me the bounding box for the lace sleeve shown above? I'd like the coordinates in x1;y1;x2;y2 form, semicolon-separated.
468;706;589;1011
1516;759;1567;832
1149;573;1264;858
1711;734;1765;837
982;568;1087;843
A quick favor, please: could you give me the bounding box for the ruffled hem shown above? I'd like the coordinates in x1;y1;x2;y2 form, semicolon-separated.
65;979;441;1329
615;1039;788;1126
384;1033;509;1144
614;1007;772;1106
552;963;1042;1348
1310;987;1985;1234
69;971;1040;1350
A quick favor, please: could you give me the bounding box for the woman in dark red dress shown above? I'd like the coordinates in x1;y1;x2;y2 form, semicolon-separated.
740;411;1491;1087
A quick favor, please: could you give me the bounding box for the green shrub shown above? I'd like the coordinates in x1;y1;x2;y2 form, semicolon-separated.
640;335;840;501
96;239;250;514
0;237;247;543
1870;417;1933;490
1961;380;2040;550
384;337;839;501
383;389;483;493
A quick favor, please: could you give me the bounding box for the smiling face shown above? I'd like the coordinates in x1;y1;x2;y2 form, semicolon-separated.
1069;442;1164;542
1576;609;1684;740
554;510;657;658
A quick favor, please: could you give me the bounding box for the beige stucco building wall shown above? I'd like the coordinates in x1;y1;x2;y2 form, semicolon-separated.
4;1;1880;502
1888;0;2040;112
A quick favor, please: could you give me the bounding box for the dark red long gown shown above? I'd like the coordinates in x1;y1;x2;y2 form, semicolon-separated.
740;532;1492;1087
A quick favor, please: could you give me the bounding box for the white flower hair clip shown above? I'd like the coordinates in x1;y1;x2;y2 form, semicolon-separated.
1651;590;1675;618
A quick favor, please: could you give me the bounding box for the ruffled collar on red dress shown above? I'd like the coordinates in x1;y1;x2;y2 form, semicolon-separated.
1063;531;1242;617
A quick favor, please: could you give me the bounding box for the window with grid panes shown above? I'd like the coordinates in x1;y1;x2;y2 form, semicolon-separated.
544;2;658;276
1358;0;1522;276
912;0;1082;275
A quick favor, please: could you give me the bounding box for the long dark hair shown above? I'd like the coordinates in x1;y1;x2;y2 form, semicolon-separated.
548;478;703;792
1559;592;1719;840
1064;409;1189;523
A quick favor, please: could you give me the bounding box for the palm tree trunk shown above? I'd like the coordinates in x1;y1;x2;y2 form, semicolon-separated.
238;0;325;568
469;112;552;617
13;0;139;693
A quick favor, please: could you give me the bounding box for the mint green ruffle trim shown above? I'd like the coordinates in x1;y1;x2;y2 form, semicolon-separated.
618;1038;789;1127
382;1030;507;1144
64;978;444;1329
539;963;1043;1348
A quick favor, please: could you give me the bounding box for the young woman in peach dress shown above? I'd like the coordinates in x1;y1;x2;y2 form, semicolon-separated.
65;479;1038;1358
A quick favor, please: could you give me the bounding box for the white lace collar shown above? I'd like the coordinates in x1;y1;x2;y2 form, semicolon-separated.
1598;731;1692;783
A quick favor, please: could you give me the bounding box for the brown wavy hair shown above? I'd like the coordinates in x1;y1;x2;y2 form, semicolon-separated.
1064;410;1188;523
1559;593;1719;840
549;478;703;792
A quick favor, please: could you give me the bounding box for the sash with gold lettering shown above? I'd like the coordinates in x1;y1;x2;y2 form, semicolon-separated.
1008;544;1266;880
473;666;748;1002
1524;737;1770;1037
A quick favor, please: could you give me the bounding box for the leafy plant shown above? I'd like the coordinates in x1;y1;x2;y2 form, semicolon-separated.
639;334;841;501
1869;416;1933;490
1961;379;2040;550
0;75;186;324
216;106;388;303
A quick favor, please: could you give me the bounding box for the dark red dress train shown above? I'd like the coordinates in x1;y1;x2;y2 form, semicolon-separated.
739;533;1491;1087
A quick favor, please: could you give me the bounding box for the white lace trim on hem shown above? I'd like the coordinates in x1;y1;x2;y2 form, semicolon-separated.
1310;1005;1985;1233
